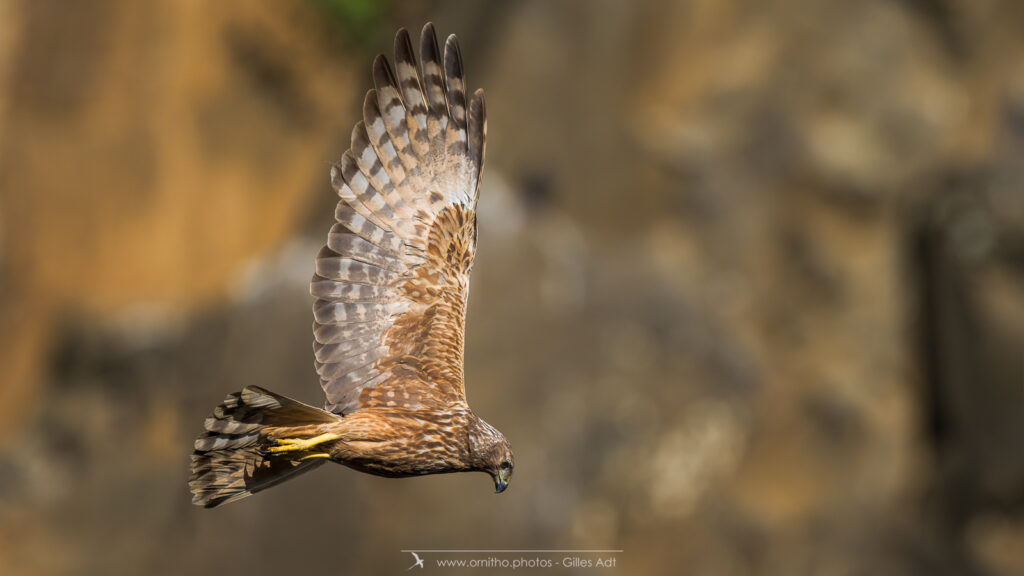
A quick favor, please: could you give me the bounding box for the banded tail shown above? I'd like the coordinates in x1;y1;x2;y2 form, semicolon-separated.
189;386;339;508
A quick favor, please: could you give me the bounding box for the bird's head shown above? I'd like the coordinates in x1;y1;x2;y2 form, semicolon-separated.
469;417;514;493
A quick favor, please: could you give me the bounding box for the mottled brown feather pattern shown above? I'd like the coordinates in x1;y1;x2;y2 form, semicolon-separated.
189;24;512;508
373;204;476;407
314;23;483;416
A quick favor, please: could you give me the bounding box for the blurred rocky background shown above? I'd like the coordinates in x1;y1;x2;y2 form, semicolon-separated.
0;0;1022;574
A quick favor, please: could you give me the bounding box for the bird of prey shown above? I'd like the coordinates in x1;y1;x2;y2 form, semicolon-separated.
189;23;513;508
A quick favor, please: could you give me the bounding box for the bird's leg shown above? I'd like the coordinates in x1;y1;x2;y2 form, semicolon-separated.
264;432;340;455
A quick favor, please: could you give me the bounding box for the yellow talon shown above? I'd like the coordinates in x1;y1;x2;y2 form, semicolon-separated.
267;433;340;454
299;453;332;461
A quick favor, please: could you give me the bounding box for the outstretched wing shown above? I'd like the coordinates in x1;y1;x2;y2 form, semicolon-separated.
311;24;486;415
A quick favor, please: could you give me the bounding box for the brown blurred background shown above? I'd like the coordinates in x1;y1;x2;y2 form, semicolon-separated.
1;0;1023;574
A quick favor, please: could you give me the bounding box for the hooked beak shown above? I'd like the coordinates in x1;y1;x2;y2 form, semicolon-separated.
494;470;510;493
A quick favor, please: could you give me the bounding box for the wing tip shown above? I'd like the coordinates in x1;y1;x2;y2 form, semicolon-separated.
421;22;437;44
468;88;486;174
372;54;396;90
444;34;464;80
395;27;414;58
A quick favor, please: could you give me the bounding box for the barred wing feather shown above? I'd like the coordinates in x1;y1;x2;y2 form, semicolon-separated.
312;24;486;415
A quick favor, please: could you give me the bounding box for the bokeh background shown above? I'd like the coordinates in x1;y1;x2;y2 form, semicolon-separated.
1;0;1023;574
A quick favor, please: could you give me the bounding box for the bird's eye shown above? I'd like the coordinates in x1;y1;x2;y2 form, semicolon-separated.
499;460;511;470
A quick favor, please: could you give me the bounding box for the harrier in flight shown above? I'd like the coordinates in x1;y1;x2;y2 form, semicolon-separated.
189;24;513;508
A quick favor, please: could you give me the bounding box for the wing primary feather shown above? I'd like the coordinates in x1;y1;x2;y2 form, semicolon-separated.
364;82;431;219
350;116;414;222
468;88;486;196
373;54;426;212
420;23;449;143
443;33;470;206
331;160;389;231
395;27;429;157
373;54;411;154
395;28;427;114
443;34;467;130
339;150;401;229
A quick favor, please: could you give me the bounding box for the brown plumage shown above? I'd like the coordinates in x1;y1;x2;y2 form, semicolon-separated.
189;24;512;508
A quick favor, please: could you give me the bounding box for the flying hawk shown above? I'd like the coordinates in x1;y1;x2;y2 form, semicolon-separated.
189;24;513;508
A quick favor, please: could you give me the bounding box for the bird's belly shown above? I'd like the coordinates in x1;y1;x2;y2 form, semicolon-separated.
330;438;466;478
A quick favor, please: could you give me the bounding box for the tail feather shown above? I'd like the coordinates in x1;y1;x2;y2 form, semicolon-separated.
189;386;338;508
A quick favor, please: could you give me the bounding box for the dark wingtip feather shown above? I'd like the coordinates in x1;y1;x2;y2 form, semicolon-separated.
394;27;427;119
444;34;463;75
468;88;486;179
372;54;399;95
421;22;437;51
395;27;414;62
444;34;466;127
419;23;448;115
351;117;369;153
362;90;379;127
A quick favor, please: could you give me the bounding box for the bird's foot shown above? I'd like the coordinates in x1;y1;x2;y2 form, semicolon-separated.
264;432;340;455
